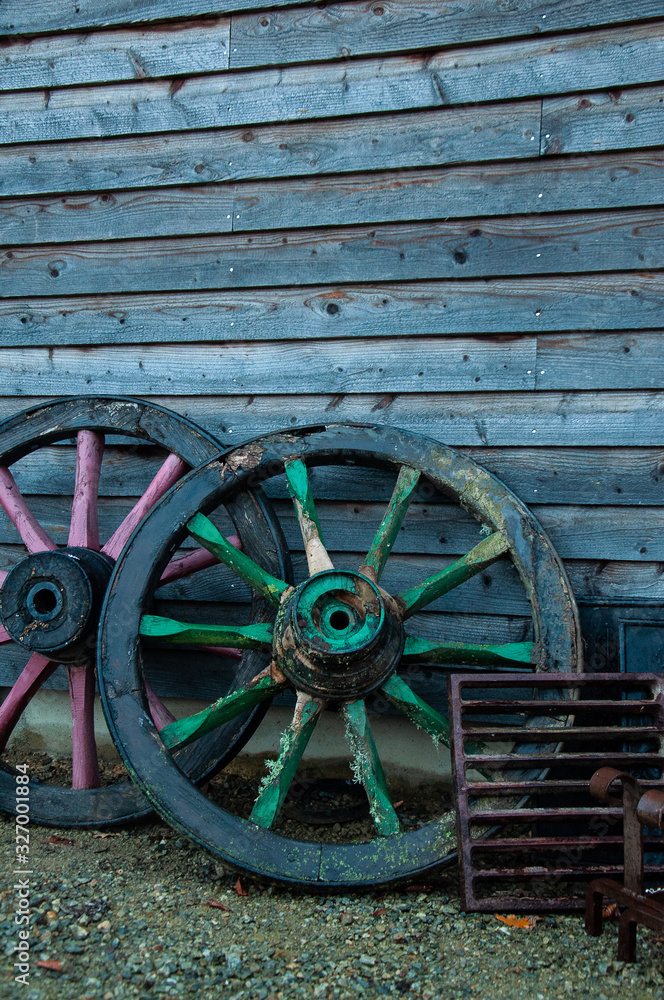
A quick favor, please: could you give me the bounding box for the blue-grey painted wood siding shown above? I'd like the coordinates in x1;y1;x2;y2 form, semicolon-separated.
0;0;662;697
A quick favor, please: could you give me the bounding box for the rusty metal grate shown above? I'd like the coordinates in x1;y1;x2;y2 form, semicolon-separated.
449;672;664;912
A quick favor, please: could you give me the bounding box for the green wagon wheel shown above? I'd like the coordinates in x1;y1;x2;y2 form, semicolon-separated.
99;423;582;886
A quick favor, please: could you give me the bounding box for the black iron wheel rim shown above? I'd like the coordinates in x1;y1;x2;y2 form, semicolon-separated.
98;423;582;885
0;396;290;827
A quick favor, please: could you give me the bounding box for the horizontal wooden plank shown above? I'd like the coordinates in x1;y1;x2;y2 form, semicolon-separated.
0;102;540;199
1;334;662;394
8;445;664;506
0;338;538;394
0;541;526;616
233;151;664;234
4;151;664;245
2;209;662;295
0;392;661;447
536;332;664;391
0;528;656;608
231;0;664;69
543;83;664;155
0;186;235;245
0;19;230;92
2;86;663;201
1;23;662;144
567;560;664;603
0;0;296;35
3;274;663;347
2;494;658;560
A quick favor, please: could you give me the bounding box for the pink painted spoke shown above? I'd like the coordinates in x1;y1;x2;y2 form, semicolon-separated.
0;568;7;586
0;466;56;553
0;626;12;645
145;681;177;730
68;661;101;789
102;453;189;560
68;430;104;549
159;535;241;586
198;645;243;660
0;653;58;753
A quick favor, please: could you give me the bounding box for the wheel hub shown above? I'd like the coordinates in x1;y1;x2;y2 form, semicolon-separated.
0;547;113;663
273;569;404;700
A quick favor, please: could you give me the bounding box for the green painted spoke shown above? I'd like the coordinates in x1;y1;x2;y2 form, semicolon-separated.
360;465;420;582
285;458;333;575
380;673;450;748
161;673;286;752
187;512;288;606
342;699;400;837
250;695;324;829
402;634;534;668
140;614;273;650
398;531;510;618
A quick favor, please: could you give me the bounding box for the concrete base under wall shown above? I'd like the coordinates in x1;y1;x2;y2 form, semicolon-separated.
4;688;452;787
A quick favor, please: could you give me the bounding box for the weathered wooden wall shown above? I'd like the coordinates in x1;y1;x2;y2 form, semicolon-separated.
1;0;663;696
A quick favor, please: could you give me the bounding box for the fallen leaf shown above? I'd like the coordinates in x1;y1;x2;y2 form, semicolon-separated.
37;960;62;972
206;899;231;912
394;801;404;809
45;835;74;847
404;883;434;894
93;832;121;839
495;914;541;930
373;907;387;916
233;877;248;897
602;903;619;919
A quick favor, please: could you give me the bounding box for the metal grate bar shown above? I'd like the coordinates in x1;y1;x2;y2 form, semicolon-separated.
450;672;664;913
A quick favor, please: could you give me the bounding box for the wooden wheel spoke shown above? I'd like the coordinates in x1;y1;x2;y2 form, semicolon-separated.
0;625;12;645
68;660;101;789
102;452;188;560
285;458;333;576
159;537;240;586
140;614;273;651
398;532;510;618
68;430;104;550
402;634;534;668
0;653;58;753
144;681;177;731
0;466;56;553
161;669;287;752
250;693;324;829
360;465;420;582
341;699;400;837
380;673;450;747
188;512;288;605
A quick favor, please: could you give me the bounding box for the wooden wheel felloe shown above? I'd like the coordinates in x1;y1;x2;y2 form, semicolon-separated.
0;396;290;827
99;423;582;886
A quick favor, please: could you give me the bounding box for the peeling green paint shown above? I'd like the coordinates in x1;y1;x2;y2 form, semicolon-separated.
187;511;289;606
251;698;322;828
360;465;420;582
402;634;534;667
160;674;286;752
380;673;450;747
342;699;400;837
140;614;273;650
398;531;510;617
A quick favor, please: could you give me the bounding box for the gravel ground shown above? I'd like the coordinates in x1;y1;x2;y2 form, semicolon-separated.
1;771;663;1000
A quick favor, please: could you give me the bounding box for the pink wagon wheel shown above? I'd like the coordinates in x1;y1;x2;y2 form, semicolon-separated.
0;397;290;827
